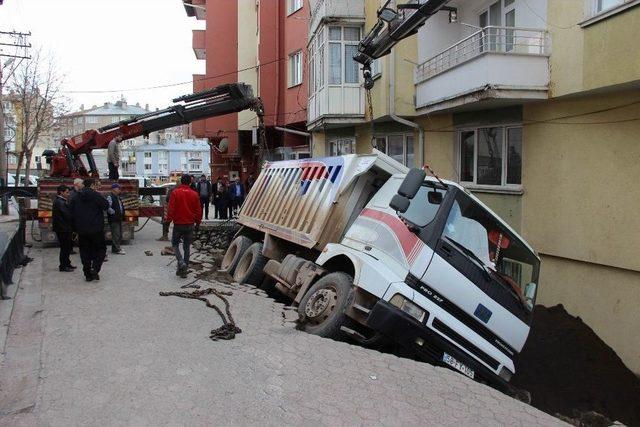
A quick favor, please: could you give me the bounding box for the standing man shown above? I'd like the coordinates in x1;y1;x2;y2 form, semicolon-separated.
157;184;175;241
245;174;255;194
196;174;212;220
229;177;244;217
106;183;126;255
52;185;75;272
165;174;201;278
70;178;109;282
107;135;122;180
70;178;84;201
213;177;227;219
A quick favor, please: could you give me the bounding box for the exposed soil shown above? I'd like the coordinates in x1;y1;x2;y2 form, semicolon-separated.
513;304;640;426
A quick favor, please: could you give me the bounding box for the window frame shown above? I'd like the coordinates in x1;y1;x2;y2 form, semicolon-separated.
374;133;415;167
456;124;523;193
328;138;356;156
288;0;303;15
581;0;639;26
288;50;303;88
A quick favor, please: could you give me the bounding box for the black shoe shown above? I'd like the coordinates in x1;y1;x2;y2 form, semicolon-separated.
59;267;74;272
70;250;77;255
85;275;94;282
69;265;77;269
179;270;188;279
93;272;100;281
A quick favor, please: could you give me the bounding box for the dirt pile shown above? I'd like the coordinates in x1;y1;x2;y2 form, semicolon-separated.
512;304;640;426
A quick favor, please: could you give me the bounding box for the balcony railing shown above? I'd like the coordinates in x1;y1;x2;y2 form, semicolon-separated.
415;26;549;83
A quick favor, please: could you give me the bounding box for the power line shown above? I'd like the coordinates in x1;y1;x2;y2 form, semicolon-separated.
64;56;287;94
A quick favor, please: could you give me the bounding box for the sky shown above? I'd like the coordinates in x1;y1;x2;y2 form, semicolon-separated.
0;0;206;112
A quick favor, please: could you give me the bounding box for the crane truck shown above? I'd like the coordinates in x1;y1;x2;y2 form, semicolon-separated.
36;83;265;243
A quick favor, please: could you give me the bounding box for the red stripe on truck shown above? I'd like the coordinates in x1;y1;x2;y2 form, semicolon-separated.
360;208;422;264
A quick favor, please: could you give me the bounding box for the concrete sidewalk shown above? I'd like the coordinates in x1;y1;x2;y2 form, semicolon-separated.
0;222;564;426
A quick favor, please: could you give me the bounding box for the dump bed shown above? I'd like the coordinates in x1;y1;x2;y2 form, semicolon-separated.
238;152;408;251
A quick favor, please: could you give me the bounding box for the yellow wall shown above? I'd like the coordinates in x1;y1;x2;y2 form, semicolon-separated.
237;0;258;131
522;90;640;272
417;114;456;179
537;255;640;374
364;0;418;119
549;0;640;97
311;131;326;157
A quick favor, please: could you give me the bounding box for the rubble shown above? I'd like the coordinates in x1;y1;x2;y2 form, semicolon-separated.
513;304;640;427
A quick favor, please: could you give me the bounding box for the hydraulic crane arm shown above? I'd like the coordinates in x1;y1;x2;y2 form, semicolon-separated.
47;83;264;178
354;0;451;89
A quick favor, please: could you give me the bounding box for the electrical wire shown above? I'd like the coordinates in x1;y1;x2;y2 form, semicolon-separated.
64;56;287;94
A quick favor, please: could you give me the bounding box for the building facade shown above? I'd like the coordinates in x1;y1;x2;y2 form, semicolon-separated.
134;139;211;179
410;0;640;373
182;0;311;182
58;100;151;177
308;0;420;169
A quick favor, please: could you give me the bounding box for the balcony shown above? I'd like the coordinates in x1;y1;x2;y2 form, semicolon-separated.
182;0;206;20
309;0;364;35
415;26;550;113
192;30;206;60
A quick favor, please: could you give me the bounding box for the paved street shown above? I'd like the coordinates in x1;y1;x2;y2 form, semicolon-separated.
0;222;563;426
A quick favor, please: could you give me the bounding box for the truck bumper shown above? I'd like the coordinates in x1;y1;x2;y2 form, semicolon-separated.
367;300;510;393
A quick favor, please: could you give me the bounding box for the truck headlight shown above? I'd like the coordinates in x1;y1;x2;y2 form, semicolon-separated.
389;294;426;322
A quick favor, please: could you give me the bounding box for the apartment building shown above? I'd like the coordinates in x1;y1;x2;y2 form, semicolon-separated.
308;0;420;169
183;0;310;182
58;100;151;176
134;139;210;179
409;0;640;373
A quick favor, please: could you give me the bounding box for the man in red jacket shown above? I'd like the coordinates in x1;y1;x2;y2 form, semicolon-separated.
166;174;202;278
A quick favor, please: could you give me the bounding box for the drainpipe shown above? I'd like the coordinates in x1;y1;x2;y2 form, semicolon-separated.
387;10;424;168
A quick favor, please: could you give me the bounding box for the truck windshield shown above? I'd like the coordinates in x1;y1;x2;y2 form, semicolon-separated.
442;193;540;309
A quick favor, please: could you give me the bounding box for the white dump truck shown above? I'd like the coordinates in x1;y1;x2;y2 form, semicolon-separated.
221;151;540;391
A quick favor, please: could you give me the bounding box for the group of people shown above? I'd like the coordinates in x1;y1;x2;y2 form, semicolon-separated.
194;174;254;220
52;178;127;281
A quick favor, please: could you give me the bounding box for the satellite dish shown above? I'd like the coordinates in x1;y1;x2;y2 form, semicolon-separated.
218;137;229;153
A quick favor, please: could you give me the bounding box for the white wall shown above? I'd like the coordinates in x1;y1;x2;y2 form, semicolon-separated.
417;0;547;63
416;53;549;107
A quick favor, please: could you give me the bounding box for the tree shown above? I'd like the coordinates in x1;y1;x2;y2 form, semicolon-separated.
8;49;67;186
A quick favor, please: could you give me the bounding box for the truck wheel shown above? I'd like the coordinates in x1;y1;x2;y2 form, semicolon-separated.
232;242;267;286
220;236;252;274
297;272;354;340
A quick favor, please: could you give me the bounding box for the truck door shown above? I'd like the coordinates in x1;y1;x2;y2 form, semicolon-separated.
420;191;536;351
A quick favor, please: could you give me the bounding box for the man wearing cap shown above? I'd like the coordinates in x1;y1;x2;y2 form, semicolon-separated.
106;183;126;255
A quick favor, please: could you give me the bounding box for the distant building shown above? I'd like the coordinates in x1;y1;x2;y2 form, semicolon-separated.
134;139;210;179
57;99;151;177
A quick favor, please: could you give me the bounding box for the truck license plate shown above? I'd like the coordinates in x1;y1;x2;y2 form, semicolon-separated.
442;353;475;379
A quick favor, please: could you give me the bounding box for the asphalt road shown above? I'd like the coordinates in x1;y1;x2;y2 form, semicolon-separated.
0;222;564;426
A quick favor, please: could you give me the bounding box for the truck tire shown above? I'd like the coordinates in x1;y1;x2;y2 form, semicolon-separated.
297;272;354;340
220;236;252;275
232;242;267;286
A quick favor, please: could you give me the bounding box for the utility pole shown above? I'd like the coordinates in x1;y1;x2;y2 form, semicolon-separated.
0;30;31;214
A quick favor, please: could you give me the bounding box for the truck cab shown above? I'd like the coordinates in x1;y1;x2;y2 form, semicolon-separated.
326;172;540;389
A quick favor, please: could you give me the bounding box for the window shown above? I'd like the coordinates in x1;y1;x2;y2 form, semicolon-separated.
374;134;415;167
144;164;152;170
310;25;362;93
329;138;355;156
371;58;382;77
403;185;446;228
144;152;152;158
87;116;99;124
457;125;522;189
289;51;303;87
595;0;624;13
288;0;303;15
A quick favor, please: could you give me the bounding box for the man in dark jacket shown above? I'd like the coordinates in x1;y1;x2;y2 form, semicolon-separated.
52;184;75;272
166;174;202;278
107;183;126;255
213;177;228;219
196;174;212;220
70;178;109;282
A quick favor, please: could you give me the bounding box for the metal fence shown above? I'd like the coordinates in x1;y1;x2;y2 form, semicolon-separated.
415;26;549;83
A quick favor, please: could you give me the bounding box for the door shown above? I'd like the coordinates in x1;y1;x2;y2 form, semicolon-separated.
479;1;502;52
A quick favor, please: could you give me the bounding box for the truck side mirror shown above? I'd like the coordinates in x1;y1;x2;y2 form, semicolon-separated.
428;191;442;205
398;168;426;199
524;282;537;311
390;194;410;213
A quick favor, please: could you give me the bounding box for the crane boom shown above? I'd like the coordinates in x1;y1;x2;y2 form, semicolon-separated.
47;83;264;178
354;0;451;88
